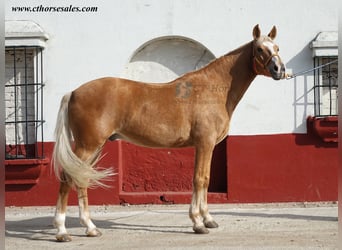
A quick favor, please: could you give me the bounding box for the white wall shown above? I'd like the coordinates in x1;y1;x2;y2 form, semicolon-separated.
5;0;338;140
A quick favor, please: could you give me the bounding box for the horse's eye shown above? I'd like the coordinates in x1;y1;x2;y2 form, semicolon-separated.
257;47;263;53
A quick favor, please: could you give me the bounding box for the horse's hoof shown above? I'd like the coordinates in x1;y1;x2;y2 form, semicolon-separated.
204;220;219;228
193;226;210;234
87;228;102;237
56;234;72;242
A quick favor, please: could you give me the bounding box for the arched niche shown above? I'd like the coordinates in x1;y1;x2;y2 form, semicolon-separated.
122;36;215;83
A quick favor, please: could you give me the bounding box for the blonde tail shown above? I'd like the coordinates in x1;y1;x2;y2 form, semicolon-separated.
52;92;114;188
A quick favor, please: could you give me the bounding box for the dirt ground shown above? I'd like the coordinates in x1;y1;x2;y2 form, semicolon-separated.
5;202;338;250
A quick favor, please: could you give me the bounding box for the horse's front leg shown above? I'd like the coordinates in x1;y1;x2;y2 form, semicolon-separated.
77;187;102;237
189;143;219;234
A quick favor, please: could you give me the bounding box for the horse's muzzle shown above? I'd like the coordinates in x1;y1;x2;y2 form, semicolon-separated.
269;62;286;80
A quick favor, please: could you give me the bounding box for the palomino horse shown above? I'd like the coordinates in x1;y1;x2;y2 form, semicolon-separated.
52;24;285;241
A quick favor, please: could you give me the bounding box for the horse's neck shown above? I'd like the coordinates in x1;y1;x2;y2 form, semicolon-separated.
215;41;257;116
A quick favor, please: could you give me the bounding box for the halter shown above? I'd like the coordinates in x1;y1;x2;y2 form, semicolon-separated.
252;41;280;76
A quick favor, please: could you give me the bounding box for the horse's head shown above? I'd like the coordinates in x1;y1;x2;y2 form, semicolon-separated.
252;24;285;80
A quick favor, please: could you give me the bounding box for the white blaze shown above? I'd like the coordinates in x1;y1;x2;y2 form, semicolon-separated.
263;41;276;55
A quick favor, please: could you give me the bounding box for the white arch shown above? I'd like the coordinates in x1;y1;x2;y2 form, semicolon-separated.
122;36;215;83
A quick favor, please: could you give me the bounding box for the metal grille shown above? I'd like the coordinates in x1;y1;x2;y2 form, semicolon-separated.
313;56;338;117
5;46;45;159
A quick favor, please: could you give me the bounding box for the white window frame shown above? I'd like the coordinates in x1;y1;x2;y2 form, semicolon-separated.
5;20;48;159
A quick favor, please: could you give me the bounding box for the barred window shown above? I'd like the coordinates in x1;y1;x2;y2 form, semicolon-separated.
5;46;45;159
313;56;338;116
311;31;338;117
5;20;48;160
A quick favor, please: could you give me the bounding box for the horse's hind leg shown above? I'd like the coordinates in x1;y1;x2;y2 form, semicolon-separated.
77;187;102;237
53;172;72;242
73;144;104;237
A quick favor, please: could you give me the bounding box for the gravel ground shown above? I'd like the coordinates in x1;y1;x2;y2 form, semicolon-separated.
5;203;338;250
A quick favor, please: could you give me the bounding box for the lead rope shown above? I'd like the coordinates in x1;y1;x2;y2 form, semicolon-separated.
285;59;338;80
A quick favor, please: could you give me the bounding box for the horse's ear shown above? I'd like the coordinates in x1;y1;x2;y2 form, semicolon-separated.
253;24;261;40
268;26;277;40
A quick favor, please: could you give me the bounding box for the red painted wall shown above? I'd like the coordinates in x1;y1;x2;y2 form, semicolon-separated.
5;132;338;206
227;134;337;202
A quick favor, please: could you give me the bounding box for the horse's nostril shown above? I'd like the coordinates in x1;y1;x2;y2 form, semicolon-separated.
274;65;279;71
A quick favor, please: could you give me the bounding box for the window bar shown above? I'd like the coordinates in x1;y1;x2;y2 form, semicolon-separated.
317;58;321;116
34;47;38;158
313;57;318;115
315;57;318;116
314;58;320;116
36;47;40;158
33;47;44;159
35;47;40;158
40;47;45;158
328;57;333;116
13;47;18;158
24;47;29;157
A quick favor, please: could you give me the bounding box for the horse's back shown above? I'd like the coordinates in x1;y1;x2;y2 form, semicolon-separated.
67;77;193;147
